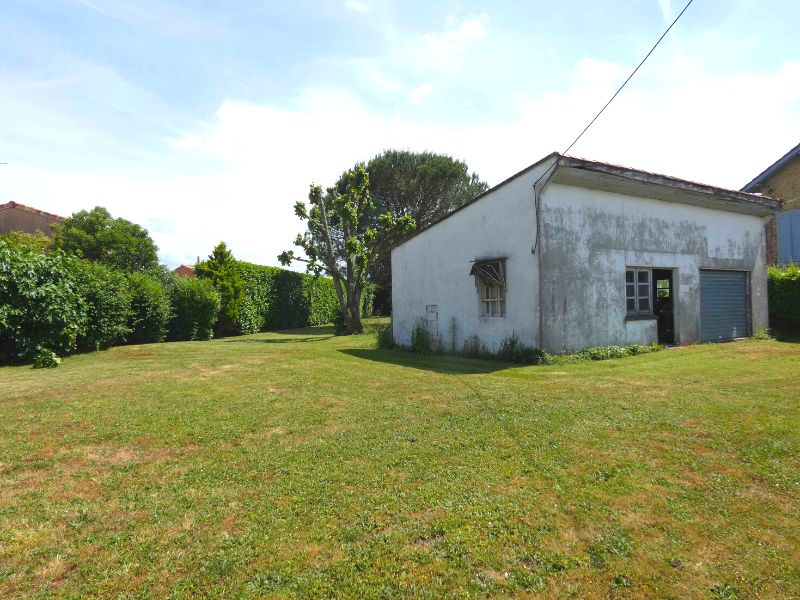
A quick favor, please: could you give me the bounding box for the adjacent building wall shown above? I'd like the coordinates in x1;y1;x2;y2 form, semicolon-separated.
391;159;555;353
0;203;63;236
539;183;770;352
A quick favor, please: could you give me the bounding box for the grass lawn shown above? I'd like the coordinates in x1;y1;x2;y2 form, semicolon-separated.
1;325;799;598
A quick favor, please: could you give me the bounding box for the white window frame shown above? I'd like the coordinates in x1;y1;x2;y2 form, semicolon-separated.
626;267;652;315
480;281;506;317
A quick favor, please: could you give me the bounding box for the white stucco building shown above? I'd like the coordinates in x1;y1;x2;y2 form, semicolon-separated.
391;153;781;354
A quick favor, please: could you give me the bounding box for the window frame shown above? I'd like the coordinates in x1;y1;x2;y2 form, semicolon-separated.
471;259;507;318
626;267;652;315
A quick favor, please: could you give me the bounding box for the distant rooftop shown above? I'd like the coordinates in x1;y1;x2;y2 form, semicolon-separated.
0;201;65;221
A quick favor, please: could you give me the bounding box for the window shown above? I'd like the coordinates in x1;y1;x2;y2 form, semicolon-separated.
470;259;506;317
656;279;670;298
626;268;651;314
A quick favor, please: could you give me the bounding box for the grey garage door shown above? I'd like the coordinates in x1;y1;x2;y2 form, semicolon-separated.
700;270;749;341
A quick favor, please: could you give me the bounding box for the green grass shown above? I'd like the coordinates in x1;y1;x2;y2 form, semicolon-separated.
1;324;799;598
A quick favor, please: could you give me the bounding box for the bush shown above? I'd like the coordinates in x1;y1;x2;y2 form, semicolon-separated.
195;242;243;337
768;263;800;335
235;261;339;334
169;277;220;341
497;333;547;364
462;335;484;359
0;241;87;363
74;261;132;351
127;273;171;344
411;319;432;354
32;347;62;368
375;321;394;349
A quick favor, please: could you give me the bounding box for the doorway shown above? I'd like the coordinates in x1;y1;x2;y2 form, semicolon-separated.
652;269;675;345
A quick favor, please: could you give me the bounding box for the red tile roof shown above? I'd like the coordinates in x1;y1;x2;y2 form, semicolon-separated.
0;201;65;221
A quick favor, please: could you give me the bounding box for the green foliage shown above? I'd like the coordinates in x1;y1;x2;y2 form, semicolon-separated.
169;277;221;341
53;206;159;273
497;333;547;364
280;165;415;334
127;273;171;344
375;321;394;349
73;261;132;351
411;319;433;354
767;263;800;335
0;230;53;252
195;242;244;337
462;335;485;359
32;347;62;368
355;150;489;312
0;240;87;363
235;261;339;334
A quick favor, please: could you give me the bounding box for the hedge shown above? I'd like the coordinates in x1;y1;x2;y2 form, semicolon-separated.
227;261;341;334
768;263;800;335
168;277;221;341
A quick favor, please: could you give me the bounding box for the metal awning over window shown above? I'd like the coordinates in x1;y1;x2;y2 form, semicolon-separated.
469;259;506;287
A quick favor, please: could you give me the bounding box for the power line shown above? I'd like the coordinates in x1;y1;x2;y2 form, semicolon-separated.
536;0;696;187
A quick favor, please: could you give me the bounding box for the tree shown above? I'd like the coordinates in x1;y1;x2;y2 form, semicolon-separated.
339;150;488;311
194;242;243;337
279;166;414;334
52;206;159;273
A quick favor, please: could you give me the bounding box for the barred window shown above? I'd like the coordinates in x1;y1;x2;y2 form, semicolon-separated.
470;259;506;317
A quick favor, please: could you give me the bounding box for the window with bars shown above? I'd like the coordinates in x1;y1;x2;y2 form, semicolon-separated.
626;268;651;315
470;259;506;317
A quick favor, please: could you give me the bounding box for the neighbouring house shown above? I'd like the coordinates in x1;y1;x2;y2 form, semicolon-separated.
0;201;64;236
173;264;195;277
392;153;780;354
742;142;800;264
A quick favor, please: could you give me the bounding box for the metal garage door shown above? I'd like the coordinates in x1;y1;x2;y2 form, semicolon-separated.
700;270;749;341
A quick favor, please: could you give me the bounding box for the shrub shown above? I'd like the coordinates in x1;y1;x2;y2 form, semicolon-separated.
497;333;547;364
195;242;243;337
768;263;800;335
169;277;220;341
127;273;171;344
411;319;432;354
375;321;394;349
0;231;53;252
462;335;484;359
235;261;339;334
74;261;132;351
0;241;87;363
32;347;62;368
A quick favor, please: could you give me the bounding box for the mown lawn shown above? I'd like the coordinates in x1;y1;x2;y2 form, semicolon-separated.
1;326;799;599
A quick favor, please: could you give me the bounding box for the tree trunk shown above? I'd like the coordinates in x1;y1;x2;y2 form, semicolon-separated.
347;286;363;334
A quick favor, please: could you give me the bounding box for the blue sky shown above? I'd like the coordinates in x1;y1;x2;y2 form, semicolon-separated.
1;0;799;267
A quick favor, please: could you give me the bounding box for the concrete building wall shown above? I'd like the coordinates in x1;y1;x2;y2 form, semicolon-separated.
391;159;554;352
539;184;770;352
0;204;62;236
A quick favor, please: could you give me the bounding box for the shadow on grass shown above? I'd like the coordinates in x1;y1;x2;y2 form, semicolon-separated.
222;325;337;344
339;348;514;375
223;336;333;344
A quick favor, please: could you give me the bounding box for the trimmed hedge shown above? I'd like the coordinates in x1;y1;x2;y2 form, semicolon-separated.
768;263;800;335
232;261;340;334
127;272;171;344
169;277;221;341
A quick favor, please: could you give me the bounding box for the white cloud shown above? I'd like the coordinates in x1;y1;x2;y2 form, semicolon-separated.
3;57;799;268
424;14;487;45
410;83;433;103
344;0;369;13
656;0;673;24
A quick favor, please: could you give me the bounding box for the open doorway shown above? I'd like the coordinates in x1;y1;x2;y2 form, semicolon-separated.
652;269;675;345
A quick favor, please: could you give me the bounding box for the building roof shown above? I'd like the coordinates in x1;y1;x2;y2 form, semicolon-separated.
394;153;781;248
0;201;65;221
557;155;780;214
742;142;800;193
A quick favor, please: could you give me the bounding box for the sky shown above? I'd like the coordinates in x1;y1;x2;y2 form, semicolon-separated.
1;0;799;268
